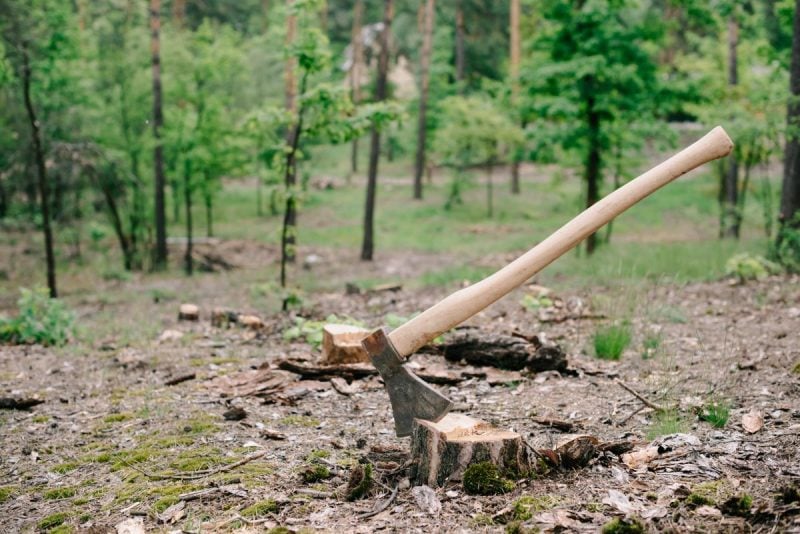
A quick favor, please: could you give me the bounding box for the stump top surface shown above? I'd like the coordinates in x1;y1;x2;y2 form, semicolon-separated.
416;413;520;442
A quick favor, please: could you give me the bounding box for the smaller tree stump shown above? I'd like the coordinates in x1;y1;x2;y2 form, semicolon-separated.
237;315;264;330
321;324;371;364
178;304;199;321
411;413;529;487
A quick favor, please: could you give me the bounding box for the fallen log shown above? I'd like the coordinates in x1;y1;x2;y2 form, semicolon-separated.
442;329;567;373
0;397;44;410
411;413;529;487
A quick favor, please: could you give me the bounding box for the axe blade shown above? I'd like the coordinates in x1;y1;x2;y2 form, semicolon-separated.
362;328;453;437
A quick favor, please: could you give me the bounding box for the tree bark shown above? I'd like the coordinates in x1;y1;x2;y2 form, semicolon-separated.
721;16;740;239
584;89;601;255
413;0;435;200
350;0;364;175
455;0;465;90
21;45;57;297
172;0;186;28
510;0;521;194
150;0;168;269
779;0;800;242
283;0;297;266
361;0;393;261
183;160;193;276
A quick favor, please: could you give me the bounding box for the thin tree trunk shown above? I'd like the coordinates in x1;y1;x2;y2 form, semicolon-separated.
150;0;168;269
455;0;465;90
172;0;186;27
183;160;193;276
361;0;393;261
510;0;521;194
585;93;601;256
205;179;213;238
97;174;134;271
282;0;298;267
487;161;494;218
21;45;57;297
350;0;364;175
722;16;740;239
413;0;435;200
779;0;800;244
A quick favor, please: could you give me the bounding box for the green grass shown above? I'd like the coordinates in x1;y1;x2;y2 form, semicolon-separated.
646;409;689;439
699;399;730;428
593;322;632;360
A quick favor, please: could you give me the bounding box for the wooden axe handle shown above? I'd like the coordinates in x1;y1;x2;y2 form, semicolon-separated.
388;126;733;357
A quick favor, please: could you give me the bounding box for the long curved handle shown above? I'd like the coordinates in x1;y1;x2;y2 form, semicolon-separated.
388;126;734;357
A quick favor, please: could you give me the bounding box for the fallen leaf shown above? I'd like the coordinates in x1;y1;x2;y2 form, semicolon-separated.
742;410;764;433
602;489;638;514
411;485;441;515
115;517;145;534
621;446;659;469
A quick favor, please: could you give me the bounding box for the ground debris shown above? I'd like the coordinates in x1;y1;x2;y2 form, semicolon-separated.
0;396;44;410
442;328;567;372
157;500;186;524
278;359;377;381
411;485;442;515
205;363;296;399
223;406;247;420
164;372;196;386
742;409;764;433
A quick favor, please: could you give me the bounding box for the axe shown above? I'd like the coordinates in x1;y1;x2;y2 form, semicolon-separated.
362;126;733;437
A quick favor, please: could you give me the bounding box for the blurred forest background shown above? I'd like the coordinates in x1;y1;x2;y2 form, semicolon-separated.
1;0;800;309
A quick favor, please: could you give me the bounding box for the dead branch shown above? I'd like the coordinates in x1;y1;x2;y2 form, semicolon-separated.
615;379;666;412
358;485;399;520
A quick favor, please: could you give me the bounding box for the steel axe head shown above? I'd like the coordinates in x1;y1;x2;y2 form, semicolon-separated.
362;328;453;437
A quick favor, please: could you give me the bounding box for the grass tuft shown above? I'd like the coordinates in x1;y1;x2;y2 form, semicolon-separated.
699;399;730;428
646;409;688;440
601;517;645;534
593;322;632;360
44;487;77;500
240;499;279;518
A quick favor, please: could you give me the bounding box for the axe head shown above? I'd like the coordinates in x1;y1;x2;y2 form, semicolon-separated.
362;328;453;437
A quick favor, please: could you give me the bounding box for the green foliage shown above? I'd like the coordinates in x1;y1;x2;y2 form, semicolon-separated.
592;322;632;360
240;499;278;518
520;294;554;311
0;287;74;346
641;331;662;359
601;517;645;534
699;399;730;428
646;409;688;439
462;462;515;496
725;253;782;282
772;217;800;273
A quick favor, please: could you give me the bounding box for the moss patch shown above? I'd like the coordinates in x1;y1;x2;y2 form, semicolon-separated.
300;464;332;483
346;463;373;501
512;494;561;521
720;494;752;517
44;487;77;500
601;517;645;534
463;462;515;495
280;415;320;427
38;512;69;530
241;499;278;518
103;413;132;424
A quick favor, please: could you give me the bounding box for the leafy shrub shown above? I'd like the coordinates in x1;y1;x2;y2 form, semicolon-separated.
592;322;632;360
725;253;781;282
771;216;800;272
0;287;75;346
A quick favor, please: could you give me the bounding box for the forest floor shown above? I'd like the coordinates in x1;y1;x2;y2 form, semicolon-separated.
1;240;799;533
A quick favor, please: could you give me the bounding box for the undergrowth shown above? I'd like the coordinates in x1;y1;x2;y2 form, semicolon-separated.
0;287;74;346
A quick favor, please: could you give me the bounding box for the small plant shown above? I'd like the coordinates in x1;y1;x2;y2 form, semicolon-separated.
699;399;730;428
646;409;688;440
512;494;561;521
44;487;77;500
641;332;662;359
720;493;752;516
725;253;782;282
300;464;332;483
38;512;69;530
0;287;75;346
462;462;515;495
593;322;632;360
601;517;645;534
520;294;554;312
0;486;14;504
346;463;373;501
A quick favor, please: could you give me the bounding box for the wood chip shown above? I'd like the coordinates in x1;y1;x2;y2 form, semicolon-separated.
621;446;660;469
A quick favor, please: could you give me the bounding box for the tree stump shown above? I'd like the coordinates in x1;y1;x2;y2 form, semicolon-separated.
411;413;529;487
178;303;199;321
321;324;370;364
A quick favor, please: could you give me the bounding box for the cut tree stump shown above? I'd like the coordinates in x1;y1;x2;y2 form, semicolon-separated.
321;324;371;364
178;304;200;321
443;329;567;373
411;413;529;487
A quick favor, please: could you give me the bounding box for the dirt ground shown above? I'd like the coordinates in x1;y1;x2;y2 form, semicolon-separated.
1;250;799;533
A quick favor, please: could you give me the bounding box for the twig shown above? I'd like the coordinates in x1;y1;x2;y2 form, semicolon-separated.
295;488;334;499
359;485;399;520
164;373;196;386
125;450;267;481
615;380;665;412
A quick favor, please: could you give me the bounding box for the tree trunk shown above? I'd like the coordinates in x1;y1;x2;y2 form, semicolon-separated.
455;0;465;90
172;0;186;27
183;160;193;276
585;92;601;256
721;16;740;239
509;0;521;194
97;174;134;271
21;46;57;297
486;162;494;218
361;0;393;261
350;0;363;175
150;0;168;269
283;0;297;266
262;0;270;31
413;0;435;200
779;0;800;245
205;187;213;238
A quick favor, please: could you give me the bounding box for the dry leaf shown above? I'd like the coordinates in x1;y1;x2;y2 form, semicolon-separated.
115;517;145;534
742;410;764;433
621;446;659;469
